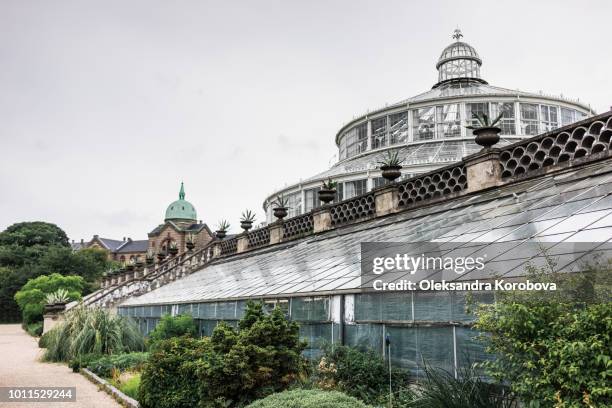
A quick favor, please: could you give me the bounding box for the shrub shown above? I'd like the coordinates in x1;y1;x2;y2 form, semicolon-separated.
25;321;43;337
85;352;149;378
43;306;145;362
139;301;307;408
475;262;612;406
14;273;83;324
314;345;410;404
245;389;372;408
138;336;207;408
147;314;197;346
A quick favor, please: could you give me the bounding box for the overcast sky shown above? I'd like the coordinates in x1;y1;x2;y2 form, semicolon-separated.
1;0;610;242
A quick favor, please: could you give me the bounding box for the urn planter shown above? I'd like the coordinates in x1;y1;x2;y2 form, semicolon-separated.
240;221;253;232
186;241;195;251
168;247;179;256
273;206;288;220
380;165;402;182
216;230;227;239
318;189;336;204
473;126;501;148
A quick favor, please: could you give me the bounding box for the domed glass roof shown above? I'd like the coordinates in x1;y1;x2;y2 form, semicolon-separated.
435;29;484;87
164;182;197;222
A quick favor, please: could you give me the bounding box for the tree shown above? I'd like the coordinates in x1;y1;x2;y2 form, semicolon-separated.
475;261;612;407
139;301;307;408
148;314;198;346
0;222;69;248
14;273;83;323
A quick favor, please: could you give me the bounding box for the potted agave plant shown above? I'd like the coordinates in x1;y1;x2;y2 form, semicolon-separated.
135;256;144;268
465;112;503;148
44;289;70;313
186;233;196;251
126;259;135;271
240;210;256;232
216;220;230;239
157;249;166;262
271;195;290;220
318;178;337;204
378;150;404;182
168;241;179;256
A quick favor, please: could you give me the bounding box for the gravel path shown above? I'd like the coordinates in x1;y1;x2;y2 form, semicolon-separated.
0;324;122;408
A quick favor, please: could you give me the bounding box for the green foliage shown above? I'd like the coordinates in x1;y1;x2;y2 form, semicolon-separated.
314;345;410;405
14;273;83;323
147;314;198;346
0;222;112;323
114;373;141;400
245;389;372;408
240;210;256;223
321;178;337;190
217;220;230;232
25;321;43;337
85;352;149;378
465;112;504;130
475;261;612;406
377;150;404;167
139;301;307;408
43;306;145;362
138;336;207;408
0;222;69;248
400;364;515;408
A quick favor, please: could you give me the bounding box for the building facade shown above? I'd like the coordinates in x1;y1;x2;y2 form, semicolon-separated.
263;30;593;222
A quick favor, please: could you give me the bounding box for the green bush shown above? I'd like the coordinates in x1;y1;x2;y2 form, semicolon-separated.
139;301;306;408
85;352;149;378
314;345;410;404
43;306;145;362
245;389;372;408
147;314;197;346
14;273;83;324
25;321;43;337
475;263;612;406
138;336;206;408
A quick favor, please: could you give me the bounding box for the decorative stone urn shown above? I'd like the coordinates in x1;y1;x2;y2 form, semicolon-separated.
240;220;253;232
318;188;336;204
473;126;501;148
216;230;227;239
273;206;288;220
380;165;402;182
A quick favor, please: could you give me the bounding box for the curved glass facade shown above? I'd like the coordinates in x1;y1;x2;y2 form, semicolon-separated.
264;34;592;222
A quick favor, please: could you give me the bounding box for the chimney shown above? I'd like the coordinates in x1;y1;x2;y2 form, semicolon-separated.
94;234;99;239
123;237;126;241
81;239;84;244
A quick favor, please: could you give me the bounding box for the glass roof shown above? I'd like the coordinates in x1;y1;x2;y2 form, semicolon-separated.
304;139;515;182
123;158;612;306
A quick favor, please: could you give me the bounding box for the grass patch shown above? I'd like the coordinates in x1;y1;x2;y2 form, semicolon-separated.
111;372;140;400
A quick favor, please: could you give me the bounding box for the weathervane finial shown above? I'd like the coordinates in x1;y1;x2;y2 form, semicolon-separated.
452;28;463;41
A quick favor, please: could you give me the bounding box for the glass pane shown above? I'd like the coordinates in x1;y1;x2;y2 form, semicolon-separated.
436;104;461;138
413;107;435;141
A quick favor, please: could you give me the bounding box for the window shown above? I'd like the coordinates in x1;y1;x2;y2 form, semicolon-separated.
389;112;409;145
465;102;489;136
304;187;321;213
491;102;516;135
285;192;302;218
373;177;388;189
339;123;367;160
520;103;539;135
540;105;558;132
343;179;367;199
413;107;435;141
436;104;461;138
371;117;387;149
561;107;585;126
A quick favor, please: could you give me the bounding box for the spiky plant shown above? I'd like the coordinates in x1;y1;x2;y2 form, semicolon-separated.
45;288;71;305
240;210;256;223
465;112;504;130
272;195;290;208
217;220;230;232
377;150;404;167
186;233;195;244
168;241;178;250
42;306;145;362
322;178;337;190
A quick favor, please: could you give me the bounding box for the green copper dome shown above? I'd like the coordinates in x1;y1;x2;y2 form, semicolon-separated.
164;182;197;222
